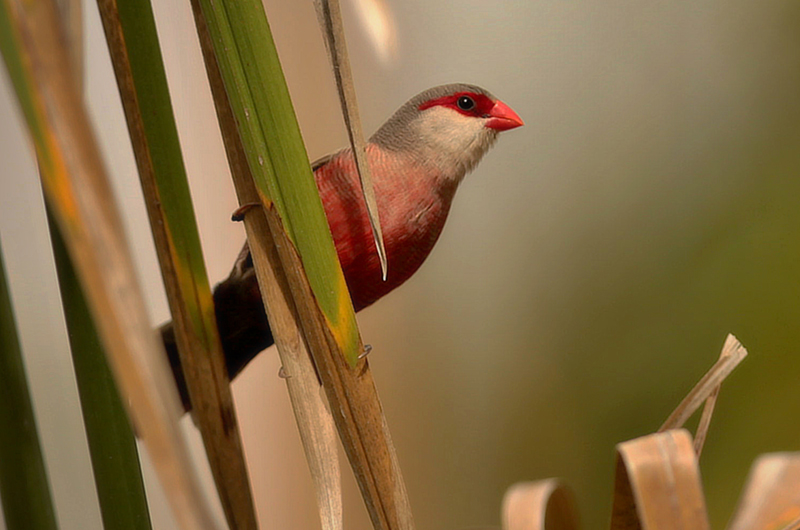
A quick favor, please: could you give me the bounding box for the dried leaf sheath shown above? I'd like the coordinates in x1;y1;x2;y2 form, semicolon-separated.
0;0;220;528
93;0;257;526
728;453;800;530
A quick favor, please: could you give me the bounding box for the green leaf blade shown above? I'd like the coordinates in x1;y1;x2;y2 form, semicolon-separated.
49;212;153;530
0;240;59;530
95;0;259;525
203;0;361;363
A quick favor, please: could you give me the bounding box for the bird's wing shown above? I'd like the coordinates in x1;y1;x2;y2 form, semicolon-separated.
312;153;336;171
311;148;349;172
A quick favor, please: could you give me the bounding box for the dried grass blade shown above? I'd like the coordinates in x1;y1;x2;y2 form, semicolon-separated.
727;453;800;530
502;480;579;530
659;334;747;432
610;429;710;530
94;0;257;526
55;0;81;82
0;242;59;530
240;209;344;530
692;385;719;458
313;0;387;279
0;1;220;527
262;205;414;530
40;6;152;528
189;3;342;528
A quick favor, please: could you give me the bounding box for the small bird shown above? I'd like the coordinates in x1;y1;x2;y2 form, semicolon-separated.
164;83;523;409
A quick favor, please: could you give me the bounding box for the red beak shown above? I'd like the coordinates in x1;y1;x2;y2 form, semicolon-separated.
485;100;524;131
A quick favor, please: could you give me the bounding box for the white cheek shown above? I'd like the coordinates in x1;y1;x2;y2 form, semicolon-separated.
412;107;495;180
415;107;485;152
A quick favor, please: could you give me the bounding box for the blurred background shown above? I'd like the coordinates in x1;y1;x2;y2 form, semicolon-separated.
1;0;799;528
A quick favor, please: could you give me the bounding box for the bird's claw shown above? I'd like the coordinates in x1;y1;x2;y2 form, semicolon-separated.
278;366;291;379
231;203;261;222
358;344;373;360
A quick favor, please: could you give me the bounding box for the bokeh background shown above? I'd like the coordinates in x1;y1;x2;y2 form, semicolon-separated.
1;0;799;528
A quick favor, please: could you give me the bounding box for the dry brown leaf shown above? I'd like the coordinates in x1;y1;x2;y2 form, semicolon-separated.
727;453;800;530
610;429;709;530
502;480;579;530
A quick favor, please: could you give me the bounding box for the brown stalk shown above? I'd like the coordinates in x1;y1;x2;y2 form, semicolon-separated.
779;517;800;530
2;0;220;527
189;3;343;529
93;0;258;527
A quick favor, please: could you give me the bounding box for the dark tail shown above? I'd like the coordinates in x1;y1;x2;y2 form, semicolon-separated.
163;245;274;412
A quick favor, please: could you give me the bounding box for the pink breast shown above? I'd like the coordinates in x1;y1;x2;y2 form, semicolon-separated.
314;147;454;310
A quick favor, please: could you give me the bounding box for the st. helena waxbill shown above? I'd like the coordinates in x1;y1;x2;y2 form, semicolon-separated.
164;83;523;409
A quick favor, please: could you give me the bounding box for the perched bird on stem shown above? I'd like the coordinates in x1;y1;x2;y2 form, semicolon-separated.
163;83;523;409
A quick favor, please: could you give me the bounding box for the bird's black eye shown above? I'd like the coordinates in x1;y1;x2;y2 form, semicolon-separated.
457;96;475;111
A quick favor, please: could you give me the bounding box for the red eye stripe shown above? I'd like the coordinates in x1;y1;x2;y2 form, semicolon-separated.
418;92;496;117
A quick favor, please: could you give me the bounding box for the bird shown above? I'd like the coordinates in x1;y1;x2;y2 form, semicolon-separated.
163;83;523;410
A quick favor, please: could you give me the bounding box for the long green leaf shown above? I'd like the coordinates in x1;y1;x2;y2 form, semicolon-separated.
94;0;257;526
196;0;360;364
0;240;59;530
192;1;415;529
48;212;153;530
0;0;221;528
189;4;343;529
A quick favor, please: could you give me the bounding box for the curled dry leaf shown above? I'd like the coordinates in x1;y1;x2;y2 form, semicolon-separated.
502;480;579;530
727;453;800;530
610;429;710;530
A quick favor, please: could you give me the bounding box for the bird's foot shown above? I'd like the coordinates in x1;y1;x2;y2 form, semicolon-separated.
231;203;261;222
278;366;291;379
358;344;373;360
